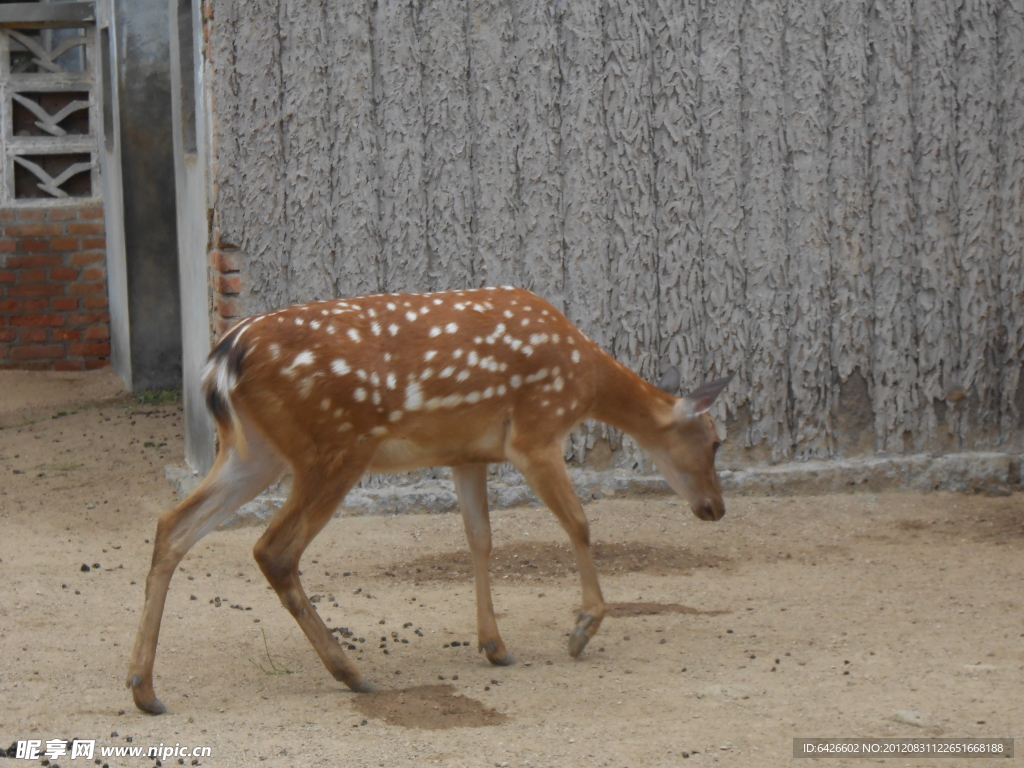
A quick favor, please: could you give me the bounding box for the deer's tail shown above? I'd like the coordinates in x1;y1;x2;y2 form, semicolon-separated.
201;322;252;459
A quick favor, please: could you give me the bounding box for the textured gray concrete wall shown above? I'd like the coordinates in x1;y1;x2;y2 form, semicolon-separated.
202;0;1024;466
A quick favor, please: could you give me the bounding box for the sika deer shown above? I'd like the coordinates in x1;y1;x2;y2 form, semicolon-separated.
127;286;731;713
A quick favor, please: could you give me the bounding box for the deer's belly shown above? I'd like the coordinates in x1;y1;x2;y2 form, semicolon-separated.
368;421;508;472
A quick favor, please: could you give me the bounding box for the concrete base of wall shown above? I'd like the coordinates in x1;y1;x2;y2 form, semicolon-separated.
164;450;1021;527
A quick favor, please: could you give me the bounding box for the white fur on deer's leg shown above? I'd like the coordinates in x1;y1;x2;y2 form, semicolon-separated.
506;442;606;658
252;453;379;693
128;429;284;714
452;463;515;666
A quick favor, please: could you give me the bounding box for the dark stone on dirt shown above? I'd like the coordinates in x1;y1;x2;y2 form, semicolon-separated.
81;564;90;572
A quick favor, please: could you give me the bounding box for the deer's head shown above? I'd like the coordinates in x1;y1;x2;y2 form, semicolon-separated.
648;372;732;522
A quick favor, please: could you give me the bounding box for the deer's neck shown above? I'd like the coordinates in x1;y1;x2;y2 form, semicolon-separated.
590;351;675;445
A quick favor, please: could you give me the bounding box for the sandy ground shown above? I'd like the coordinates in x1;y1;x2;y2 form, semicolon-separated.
0;370;1021;768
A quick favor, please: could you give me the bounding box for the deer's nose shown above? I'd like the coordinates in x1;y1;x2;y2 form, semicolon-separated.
693;499;725;522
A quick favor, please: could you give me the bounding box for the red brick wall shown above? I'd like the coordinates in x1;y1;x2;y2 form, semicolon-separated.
209;243;241;339
0;205;110;371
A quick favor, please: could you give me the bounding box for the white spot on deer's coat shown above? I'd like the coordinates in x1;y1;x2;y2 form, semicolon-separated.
530;333;549;346
386;373;397;389
521;318;530;326
426;394;464;410
467;350;479;366
367;308;377;318
387;302;396;311
269;343;281;359
320;398;331;411
456;370;470;382
331;359;350;375
525;368;549;383
347;328;361;343
389;324;399;336
556;407;565;416
522;346;534;356
356;369;367;380
420;368;434;380
503;310;513;319
371;426;388;436
405;381;425;411
485;324;506;344
298;378;315;398
424;350;438;361
326;325;336;334
472;304;484;312
372;390;382;405
439;366;455;378
433;298;443;305
429;326;442;338
310;320;321;330
353;388;367;402
497;384;507;395
406;311;418;322
389;410;403;422
284;351;315;374
465;391;481;404
453;349;463;359
338;422;353;432
571;349;581;363
483;387;494;398
503;335;522;351
334;408;344;418
419;306;428;315
371;322;382;336
295;317;304;326
510;375;523;389
554;376;564;392
445;322;458;334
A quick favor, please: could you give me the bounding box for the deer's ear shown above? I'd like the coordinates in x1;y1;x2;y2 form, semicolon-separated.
674;374;733;421
656;366;681;394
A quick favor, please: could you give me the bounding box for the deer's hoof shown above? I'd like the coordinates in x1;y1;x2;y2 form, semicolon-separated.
488;651;517;667
482;640;516;666
568;626;591;657
568;612;597;658
136;696;167;715
128;675;167;715
350;679;380;694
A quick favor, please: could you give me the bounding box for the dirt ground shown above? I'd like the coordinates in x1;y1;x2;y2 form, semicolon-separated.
0;370;1021;768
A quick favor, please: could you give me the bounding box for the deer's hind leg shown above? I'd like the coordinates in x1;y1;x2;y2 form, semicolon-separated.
453;463;515;666
128;420;285;714
252;448;377;693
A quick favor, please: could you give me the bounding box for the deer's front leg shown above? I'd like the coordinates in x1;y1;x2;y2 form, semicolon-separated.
506;444;605;658
452;463;515;666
